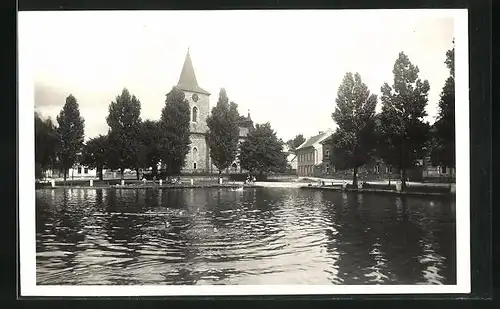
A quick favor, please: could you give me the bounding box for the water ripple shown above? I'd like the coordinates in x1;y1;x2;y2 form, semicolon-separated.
36;188;456;285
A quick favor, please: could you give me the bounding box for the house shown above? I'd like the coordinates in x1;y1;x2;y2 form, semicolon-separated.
44;164;99;180
295;129;334;177
319;134;335;174
282;145;297;172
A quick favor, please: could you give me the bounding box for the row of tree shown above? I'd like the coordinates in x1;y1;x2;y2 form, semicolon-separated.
35;86;288;181
329;43;455;190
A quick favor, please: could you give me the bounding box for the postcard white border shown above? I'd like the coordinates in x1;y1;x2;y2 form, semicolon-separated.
19;9;470;296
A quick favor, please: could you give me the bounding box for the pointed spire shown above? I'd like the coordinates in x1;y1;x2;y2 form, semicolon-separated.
177;48;210;96
247;109;251;120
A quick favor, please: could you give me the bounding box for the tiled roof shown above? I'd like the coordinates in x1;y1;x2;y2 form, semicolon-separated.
319;134;334;144
177;49;211;96
295;130;333;150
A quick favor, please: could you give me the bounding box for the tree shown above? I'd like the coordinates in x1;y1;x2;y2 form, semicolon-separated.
378;52;431;190
35;112;58;179
239;122;288;176
431;41;455;172
139;120;163;175
105;88;142;179
330;72;378;187
286;134;306;151
81;135;108;180
56;94;85;182
206;88;240;175
159;86;191;175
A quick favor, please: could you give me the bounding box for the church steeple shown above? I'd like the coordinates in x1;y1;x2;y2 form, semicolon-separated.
177;48;210;96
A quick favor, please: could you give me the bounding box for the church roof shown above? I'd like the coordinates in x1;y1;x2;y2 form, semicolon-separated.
177;49;211;96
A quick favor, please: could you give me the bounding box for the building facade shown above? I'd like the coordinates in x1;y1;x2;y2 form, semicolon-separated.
176;49;253;174
295;130;333;177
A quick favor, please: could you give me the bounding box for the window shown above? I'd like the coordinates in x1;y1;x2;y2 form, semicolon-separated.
441;166;447;174
192;147;198;161
77;166;82;174
84;167;89;174
193;162;197;170
192;107;198;122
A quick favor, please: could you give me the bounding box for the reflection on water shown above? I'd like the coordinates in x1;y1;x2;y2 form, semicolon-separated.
36;188;456;285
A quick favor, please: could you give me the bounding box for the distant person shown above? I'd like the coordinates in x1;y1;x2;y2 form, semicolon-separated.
153;175;157;184
142;177;147;186
252;176;256;183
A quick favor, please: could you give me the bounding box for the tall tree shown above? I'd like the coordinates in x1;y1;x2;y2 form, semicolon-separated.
286;134;306;151
139;120;163;175
105;88;142;179
378;52;431;190
56;94;85;182
239;122;288;176
159;86;191;175
35;112;58;179
431;41;455;171
331;72;378;186
207;89;240;175
81;135;108;180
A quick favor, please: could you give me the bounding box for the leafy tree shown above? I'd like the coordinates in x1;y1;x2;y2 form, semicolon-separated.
207;88;240;175
35;112;58;179
105;88;142;179
56;94;85;182
81;135;108;180
139;120;163;175
159;86;191;175
286;134;306;151
239;122;288;175
330;72;378;186
431;41;455;171
378;52;431;190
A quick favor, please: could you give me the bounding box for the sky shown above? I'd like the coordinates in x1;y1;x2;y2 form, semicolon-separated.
20;10;455;142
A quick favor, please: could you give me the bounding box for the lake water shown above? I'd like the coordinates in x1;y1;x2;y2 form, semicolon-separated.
36;187;456;285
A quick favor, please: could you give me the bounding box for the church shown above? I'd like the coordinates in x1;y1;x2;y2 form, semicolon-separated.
175;49;253;174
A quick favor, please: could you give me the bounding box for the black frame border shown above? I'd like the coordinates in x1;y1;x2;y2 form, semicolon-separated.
8;0;493;307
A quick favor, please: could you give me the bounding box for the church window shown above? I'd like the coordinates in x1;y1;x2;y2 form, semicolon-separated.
193;162;197;170
192;107;198;122
77;166;82;174
192;147;198;161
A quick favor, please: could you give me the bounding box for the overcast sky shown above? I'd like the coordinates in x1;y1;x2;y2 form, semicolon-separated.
20;10;455;142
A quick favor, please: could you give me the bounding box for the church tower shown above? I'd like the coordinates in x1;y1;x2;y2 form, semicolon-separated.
177;49;211;173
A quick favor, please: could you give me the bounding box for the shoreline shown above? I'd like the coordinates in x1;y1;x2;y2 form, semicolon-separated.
37;184;263;190
299;185;454;197
35;182;454;196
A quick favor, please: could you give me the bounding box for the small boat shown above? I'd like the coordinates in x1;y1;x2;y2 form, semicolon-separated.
232;187;244;192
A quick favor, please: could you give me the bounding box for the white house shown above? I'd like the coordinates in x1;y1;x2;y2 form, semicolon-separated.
295;129;334;177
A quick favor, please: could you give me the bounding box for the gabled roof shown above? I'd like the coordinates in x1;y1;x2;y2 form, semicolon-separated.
295;130;333;150
177;49;211;96
319;134;334;145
